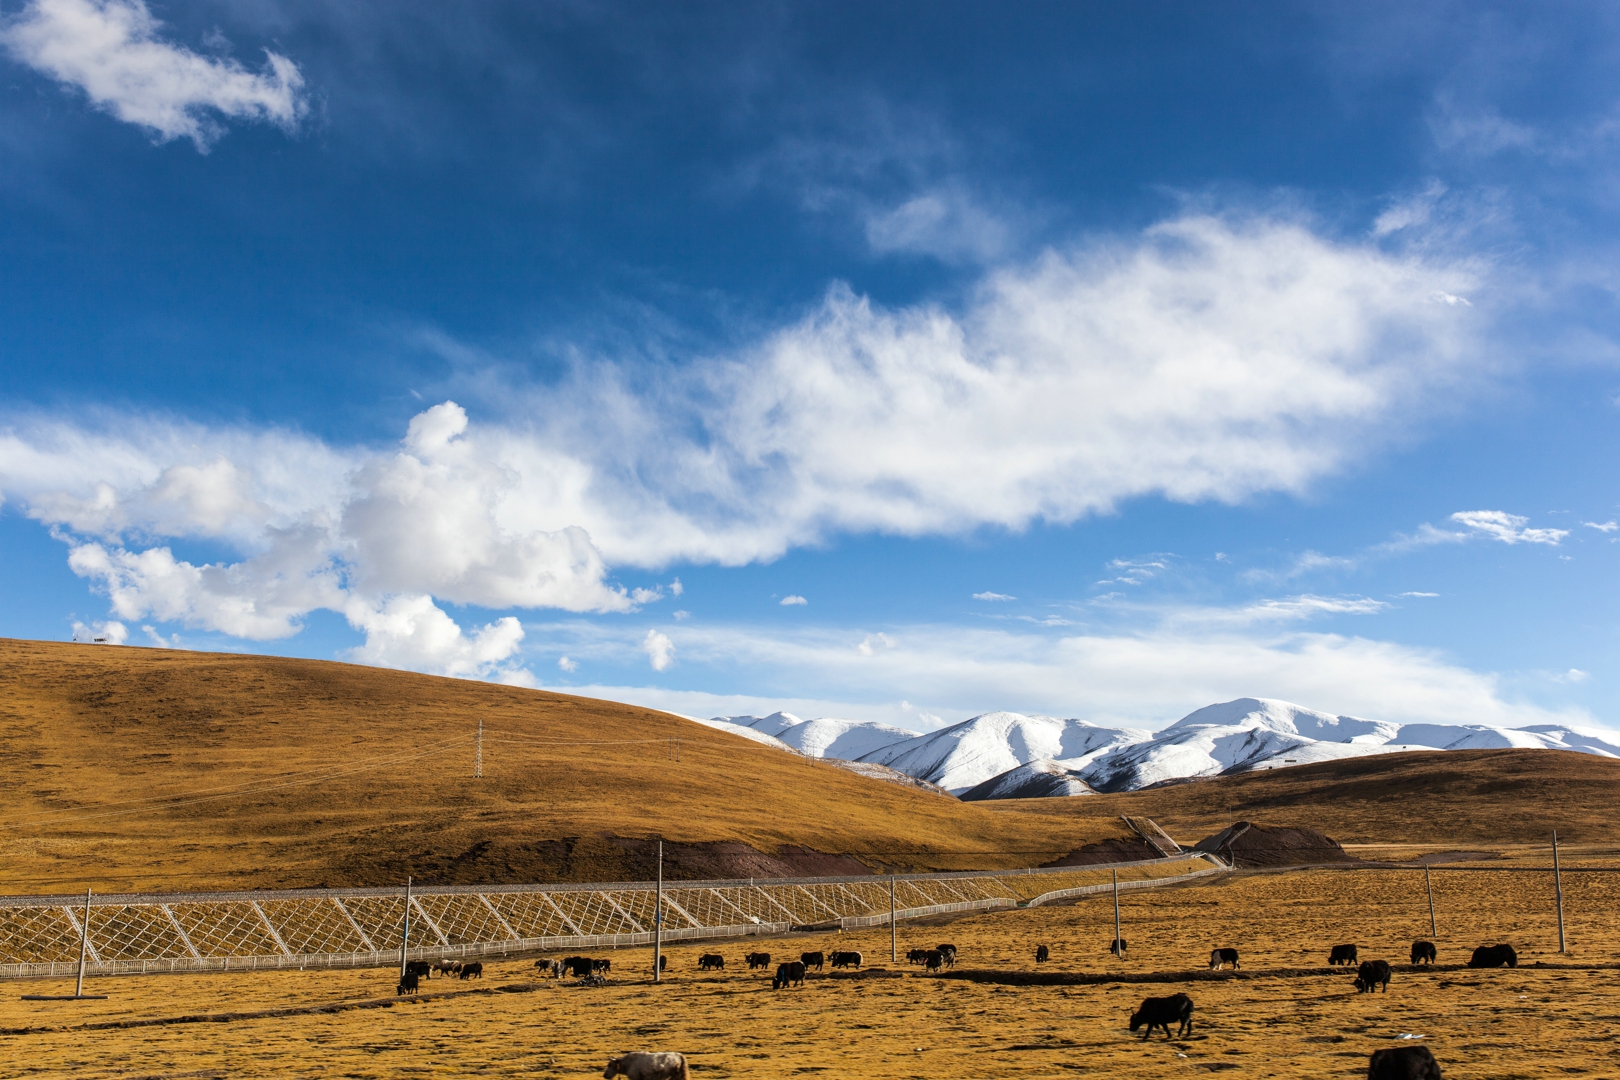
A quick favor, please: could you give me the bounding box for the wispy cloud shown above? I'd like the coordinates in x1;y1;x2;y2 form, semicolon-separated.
1451;510;1569;545
1098;558;1170;586
779;594;808;606
523;617;1596;734
0;0;307;150
1175;594;1390;628
1398;591;1440;598
1584;521;1618;533
972;591;1015;601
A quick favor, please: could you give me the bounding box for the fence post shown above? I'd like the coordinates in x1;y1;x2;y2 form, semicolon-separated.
399;876;412;980
1425;865;1436;939
1112;868;1121;958
1553;830;1567;954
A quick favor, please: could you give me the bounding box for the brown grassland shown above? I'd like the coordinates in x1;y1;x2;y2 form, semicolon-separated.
7;638;1620;1077
0;639;1116;893
3;866;1618;1079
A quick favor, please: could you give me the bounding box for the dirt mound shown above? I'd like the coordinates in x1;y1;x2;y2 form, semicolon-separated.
1193;821;1356;868
1040;837;1161;866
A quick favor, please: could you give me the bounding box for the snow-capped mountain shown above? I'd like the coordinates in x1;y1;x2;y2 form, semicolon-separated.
855;711;1149;793
957;759;1099;801
712;712;920;761
706;698;1620;798
689;716;799;753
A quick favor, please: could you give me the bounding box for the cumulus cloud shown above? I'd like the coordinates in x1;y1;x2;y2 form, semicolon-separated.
345;594;525;680
0;0;307;150
642;629;675;671
1451;510;1569;545
972;591;1015;601
779;594;807;606
0;210;1492;678
70;618;125;644
557;655;578;673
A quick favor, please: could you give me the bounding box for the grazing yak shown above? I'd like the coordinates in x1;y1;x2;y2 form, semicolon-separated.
1367;1045;1442;1079
1035;945;1050;963
1467;944;1518;969
745;952;771;970
459;961;483;980
1209;948;1239;970
435;959;462;977
906;949;931;965
936;943;958;965
1129;993;1194;1040
772;961;807;989
397;970;420;995
602;1051;690;1080
563;956;596;978
830;951;863;969
1110;938;1128;958
698;954;725;971
1329;944;1359;966
923;949;946;973
1354;959;1392;993
1410;941;1437;966
800;951;825;971
406;960;433;980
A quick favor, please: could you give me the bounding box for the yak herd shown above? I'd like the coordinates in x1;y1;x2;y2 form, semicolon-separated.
393;931;1522;1077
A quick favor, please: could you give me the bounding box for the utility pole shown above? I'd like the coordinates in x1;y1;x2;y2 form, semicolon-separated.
1425;865;1437;938
1554;831;1567;954
475;719;483;778
400;877;412;980
74;888;91;998
653;841;663;983
889;872;897;963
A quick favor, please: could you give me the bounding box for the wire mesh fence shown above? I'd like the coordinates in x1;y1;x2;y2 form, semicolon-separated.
0;853;1227;979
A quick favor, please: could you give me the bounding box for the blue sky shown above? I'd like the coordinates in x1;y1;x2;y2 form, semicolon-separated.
2;0;1619;733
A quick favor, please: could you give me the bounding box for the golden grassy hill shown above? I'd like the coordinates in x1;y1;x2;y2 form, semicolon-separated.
984;746;1620;848
0;639;1114;895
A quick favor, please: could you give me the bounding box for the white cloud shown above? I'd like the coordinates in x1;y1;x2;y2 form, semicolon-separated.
669;577;684;596
779;594;808;606
1584;521;1618;532
1173;594;1389;628
972;591;1015;601
1451;510;1569;546
1398;591;1440;598
557;655;578;673
1099;558;1169;586
864;186;1013;263
526;617;1598;734
642;628;675;671
0;210;1492;679
343;594;525;680
70;618;125;644
1;0;307;150
1554;668;1590;684
856;632;893;657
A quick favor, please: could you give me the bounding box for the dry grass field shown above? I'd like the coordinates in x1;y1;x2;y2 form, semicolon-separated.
0;639;1119;893
2;866;1615;1079
986;746;1620;849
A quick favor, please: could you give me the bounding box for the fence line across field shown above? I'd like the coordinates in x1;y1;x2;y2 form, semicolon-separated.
0;853;1226;981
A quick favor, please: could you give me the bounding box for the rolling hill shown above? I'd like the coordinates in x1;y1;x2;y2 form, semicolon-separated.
0;639;1116;895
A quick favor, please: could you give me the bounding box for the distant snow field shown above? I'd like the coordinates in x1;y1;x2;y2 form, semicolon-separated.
705;698;1620;799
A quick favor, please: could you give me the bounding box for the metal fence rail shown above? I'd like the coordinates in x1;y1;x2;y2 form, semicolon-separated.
0;853;1226;979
